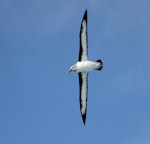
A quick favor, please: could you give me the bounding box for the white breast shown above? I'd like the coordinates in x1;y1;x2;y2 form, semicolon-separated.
76;61;99;73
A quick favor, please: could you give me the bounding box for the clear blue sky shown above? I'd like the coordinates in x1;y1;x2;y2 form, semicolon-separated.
0;0;150;144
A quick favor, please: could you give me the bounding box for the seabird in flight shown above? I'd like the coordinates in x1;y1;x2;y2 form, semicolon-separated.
68;10;103;125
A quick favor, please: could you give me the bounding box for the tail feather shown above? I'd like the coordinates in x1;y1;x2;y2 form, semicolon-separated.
96;59;103;71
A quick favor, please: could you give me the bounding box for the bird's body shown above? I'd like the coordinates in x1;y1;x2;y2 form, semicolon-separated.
69;61;102;73
68;10;103;125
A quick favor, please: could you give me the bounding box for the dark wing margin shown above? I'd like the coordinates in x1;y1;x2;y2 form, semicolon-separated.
78;9;88;62
78;72;88;125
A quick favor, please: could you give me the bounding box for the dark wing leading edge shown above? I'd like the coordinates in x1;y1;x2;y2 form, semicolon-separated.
78;72;88;125
78;10;88;62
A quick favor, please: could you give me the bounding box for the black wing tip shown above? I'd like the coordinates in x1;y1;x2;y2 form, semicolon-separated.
83;9;87;20
82;113;86;125
85;9;87;14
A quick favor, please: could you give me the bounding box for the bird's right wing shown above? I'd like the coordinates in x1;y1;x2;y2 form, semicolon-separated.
78;72;88;124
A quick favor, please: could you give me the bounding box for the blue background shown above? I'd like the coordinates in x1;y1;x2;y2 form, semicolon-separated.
0;0;150;144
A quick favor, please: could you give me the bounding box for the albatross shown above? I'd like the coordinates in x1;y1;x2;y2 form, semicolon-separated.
68;10;103;125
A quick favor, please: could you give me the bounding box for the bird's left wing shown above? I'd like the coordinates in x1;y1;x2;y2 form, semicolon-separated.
78;10;88;62
78;72;88;124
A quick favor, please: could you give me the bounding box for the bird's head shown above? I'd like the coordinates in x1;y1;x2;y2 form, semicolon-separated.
68;65;77;73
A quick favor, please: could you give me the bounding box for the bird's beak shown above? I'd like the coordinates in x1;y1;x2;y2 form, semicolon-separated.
68;69;72;73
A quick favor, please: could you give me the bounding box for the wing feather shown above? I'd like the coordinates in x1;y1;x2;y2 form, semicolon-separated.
78;72;88;124
78;10;88;62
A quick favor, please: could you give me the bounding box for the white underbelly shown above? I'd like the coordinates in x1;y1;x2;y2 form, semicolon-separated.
76;61;99;73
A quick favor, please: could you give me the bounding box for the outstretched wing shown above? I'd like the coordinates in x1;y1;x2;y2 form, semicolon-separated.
78;72;88;124
78;10;88;62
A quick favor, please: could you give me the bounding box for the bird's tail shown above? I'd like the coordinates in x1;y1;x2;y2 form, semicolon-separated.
95;59;103;71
